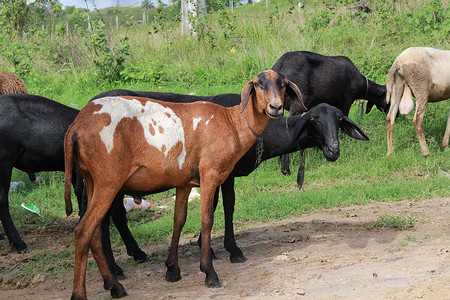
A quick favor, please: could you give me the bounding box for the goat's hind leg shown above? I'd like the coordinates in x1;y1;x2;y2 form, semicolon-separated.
442;110;450;149
412;97;430;157
91;223;127;298
165;186;191;282
72;188;125;300
386;81;403;156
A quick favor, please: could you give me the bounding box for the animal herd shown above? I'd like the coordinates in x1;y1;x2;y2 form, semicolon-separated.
0;46;448;299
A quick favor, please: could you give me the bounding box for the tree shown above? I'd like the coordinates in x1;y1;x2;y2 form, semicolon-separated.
0;0;28;36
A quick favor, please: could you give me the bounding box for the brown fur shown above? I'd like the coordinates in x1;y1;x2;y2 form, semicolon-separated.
0;72;28;95
64;70;304;299
385;47;450;157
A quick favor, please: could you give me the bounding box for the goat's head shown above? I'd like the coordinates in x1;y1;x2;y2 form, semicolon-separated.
366;85;390;114
241;70;306;119
291;104;369;161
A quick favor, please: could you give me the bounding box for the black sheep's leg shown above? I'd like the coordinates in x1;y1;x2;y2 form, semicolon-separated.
110;193;149;262
280;154;291;175
198;187;219;260
221;177;246;263
101;208;126;280
0;166;28;253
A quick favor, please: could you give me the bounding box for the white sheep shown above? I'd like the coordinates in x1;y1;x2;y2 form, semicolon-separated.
385;47;450;157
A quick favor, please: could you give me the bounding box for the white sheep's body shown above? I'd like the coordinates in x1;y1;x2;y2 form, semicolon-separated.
385;47;450;157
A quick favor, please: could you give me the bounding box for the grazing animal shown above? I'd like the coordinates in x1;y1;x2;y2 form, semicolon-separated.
0;94;148;266
64;71;304;299
385;47;450;157
0;94;81;253
271;51;387;175
0;72;28;95
198;103;369;262
90;89;369;271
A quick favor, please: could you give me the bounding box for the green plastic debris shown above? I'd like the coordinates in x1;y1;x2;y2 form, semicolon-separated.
21;203;42;217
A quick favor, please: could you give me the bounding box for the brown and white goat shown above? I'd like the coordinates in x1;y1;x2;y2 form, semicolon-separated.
64;70;305;299
386;47;450;157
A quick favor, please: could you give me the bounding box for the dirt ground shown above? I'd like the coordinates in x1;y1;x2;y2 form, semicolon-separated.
0;197;448;300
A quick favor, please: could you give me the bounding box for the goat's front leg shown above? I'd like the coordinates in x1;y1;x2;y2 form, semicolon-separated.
199;181;221;287
412;98;429;157
0;167;28;253
165;186;191;282
110;193;149;262
221;176;246;263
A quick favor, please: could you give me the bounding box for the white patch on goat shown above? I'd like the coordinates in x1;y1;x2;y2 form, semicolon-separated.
93;97;186;169
205;115;214;125
193;117;202;131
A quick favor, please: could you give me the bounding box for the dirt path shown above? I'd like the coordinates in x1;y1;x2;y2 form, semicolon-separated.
1;197;449;299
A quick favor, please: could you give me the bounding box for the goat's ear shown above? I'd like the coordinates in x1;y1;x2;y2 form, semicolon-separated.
241;80;254;112
291;114;309;144
340;116;370;141
286;81;307;113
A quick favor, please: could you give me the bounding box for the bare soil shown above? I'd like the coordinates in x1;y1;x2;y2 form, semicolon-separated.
0;197;448;300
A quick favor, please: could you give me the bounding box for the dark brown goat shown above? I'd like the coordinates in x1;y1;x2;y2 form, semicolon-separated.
64;71;305;299
0;72;28;95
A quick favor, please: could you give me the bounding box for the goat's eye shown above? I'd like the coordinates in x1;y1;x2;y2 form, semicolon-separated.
310;116;315;121
339;116;343;121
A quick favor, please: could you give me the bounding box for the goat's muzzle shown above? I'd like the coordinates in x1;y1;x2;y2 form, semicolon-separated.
323;140;340;161
265;103;284;119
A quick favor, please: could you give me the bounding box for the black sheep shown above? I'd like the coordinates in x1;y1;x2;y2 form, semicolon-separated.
271;51;387;175
0;94;81;253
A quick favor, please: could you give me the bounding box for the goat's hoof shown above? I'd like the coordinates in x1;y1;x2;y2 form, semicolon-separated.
132;250;150;263
206;279;222;288
17;247;29;254
70;294;86;300
0;234;5;240
134;254;150;263
165;270;182;282
110;285;127;298
230;254;247;263
281;170;291;176
112;267;125;280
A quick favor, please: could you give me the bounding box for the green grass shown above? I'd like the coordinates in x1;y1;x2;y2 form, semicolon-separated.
371;214;417;230
0;0;449;285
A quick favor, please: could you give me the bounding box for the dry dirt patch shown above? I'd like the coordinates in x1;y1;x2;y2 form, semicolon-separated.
0;197;448;299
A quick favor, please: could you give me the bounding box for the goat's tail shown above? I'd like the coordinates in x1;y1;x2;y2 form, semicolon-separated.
386;63;414;115
64;125;75;217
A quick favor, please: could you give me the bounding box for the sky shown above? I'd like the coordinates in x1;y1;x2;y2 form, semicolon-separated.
58;0;145;9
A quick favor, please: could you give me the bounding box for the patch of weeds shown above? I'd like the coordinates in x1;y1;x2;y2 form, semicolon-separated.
371;214;416;230
404;234;418;242
387;239;408;253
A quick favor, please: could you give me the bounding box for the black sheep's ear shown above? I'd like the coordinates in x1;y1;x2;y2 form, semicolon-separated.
340;116;370;141
291;113;309;144
241;81;254;112
286;81;307;113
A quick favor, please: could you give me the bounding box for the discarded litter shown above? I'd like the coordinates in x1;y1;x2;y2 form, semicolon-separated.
171;187;200;202
10;181;25;192
21;203;42;217
123;197;152;212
